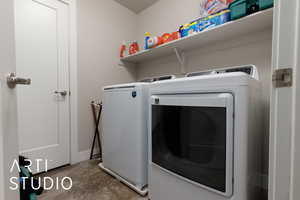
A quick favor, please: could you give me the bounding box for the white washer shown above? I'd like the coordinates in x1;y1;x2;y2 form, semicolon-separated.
100;75;175;195
149;65;263;200
101;82;149;195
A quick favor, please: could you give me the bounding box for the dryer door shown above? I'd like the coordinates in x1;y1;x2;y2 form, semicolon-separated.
151;93;234;197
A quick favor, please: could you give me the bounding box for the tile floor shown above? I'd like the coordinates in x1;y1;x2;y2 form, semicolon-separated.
37;160;148;200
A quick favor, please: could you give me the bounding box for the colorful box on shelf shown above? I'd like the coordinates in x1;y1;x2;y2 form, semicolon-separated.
200;9;231;30
145;31;180;50
180;9;231;38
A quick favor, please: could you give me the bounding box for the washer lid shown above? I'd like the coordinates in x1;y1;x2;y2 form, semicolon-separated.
103;82;149;91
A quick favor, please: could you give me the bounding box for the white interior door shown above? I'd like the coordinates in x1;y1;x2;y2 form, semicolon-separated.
269;0;300;200
0;0;20;199
15;0;70;172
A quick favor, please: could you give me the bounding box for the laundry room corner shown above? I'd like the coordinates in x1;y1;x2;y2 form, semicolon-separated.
56;0;141;165
75;0;139;162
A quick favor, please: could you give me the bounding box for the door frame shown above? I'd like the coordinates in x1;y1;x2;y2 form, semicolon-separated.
269;0;300;200
56;0;80;164
66;0;80;164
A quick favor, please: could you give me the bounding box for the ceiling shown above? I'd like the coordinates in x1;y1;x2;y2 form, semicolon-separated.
114;0;159;14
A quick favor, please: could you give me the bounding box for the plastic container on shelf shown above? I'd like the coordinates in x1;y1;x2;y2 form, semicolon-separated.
129;41;139;55
248;0;260;14
229;0;273;21
229;0;249;20
145;32;151;49
189;21;198;35
258;0;274;10
179;24;191;37
147;36;163;49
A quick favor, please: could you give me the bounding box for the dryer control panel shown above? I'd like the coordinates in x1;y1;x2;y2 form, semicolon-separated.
186;65;259;80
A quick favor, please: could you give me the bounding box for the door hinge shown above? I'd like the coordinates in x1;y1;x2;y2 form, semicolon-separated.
272;68;293;88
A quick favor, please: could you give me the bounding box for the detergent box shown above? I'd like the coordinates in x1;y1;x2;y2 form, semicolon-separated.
200;0;234;17
197;9;231;32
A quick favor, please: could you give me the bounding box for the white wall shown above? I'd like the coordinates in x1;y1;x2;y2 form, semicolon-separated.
137;0;201;45
77;0;137;153
136;0;272;191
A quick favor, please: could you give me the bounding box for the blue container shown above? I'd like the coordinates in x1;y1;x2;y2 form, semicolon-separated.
213;9;231;25
219;10;231;24
259;0;273;10
179;24;190;37
229;0;273;20
229;0;248;20
189;21;198;34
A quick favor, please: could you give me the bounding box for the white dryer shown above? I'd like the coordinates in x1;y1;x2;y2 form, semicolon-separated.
100;75;175;195
149;65;263;200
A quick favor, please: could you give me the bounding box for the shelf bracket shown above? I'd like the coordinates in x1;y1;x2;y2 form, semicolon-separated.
118;62;125;67
118;61;137;68
174;48;186;74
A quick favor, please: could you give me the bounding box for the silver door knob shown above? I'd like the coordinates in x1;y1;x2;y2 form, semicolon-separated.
54;90;68;96
7;73;31;89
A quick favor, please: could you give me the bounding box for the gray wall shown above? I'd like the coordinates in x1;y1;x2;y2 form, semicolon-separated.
77;0;137;152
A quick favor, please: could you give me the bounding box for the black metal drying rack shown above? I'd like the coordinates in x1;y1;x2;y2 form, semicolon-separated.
90;101;102;160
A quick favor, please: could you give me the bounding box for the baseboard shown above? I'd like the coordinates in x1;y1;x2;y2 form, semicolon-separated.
73;148;100;164
260;174;268;190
